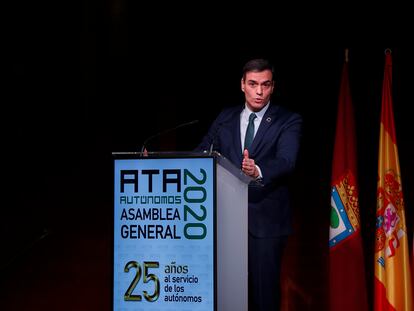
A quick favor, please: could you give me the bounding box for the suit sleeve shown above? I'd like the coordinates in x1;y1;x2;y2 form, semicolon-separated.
259;113;302;185
194;118;219;152
194;108;234;152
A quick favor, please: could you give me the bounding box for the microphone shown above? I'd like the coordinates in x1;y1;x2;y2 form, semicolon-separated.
140;119;199;155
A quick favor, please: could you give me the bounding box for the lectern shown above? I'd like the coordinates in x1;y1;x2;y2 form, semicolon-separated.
112;152;252;311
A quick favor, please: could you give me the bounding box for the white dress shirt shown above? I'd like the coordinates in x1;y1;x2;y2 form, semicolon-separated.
240;102;270;179
240;102;270;151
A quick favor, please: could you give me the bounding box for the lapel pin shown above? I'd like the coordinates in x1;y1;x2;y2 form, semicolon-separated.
266;117;272;122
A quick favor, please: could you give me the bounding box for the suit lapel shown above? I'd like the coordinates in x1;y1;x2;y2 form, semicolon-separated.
249;105;280;155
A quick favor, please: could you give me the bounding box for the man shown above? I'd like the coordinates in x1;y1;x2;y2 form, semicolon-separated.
196;58;302;310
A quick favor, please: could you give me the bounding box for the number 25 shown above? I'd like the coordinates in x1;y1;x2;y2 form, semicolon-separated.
124;261;160;302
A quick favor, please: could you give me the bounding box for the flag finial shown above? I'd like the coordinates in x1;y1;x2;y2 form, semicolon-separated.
345;49;349;63
385;48;392;55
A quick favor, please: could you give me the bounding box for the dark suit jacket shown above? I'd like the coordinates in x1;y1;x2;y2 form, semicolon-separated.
197;103;302;238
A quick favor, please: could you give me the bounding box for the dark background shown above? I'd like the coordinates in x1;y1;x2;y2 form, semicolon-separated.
2;3;413;310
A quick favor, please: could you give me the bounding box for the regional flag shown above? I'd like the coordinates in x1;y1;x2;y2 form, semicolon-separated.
329;49;368;311
374;49;413;311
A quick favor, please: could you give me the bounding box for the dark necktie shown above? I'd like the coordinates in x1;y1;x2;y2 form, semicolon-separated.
244;113;257;151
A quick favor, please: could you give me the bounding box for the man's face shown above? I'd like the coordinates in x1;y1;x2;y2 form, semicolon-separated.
241;69;274;112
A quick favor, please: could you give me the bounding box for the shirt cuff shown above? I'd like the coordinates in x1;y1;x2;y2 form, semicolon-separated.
255;165;263;180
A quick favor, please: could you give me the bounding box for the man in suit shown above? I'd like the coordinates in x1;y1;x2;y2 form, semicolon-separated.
196;58;302;311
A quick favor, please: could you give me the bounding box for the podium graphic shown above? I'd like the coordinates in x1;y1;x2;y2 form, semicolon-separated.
112;152;252;311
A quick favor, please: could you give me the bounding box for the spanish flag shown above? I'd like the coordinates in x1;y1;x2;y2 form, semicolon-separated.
374;49;413;311
329;49;368;311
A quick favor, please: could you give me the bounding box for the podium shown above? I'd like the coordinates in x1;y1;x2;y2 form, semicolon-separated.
112;152;253;311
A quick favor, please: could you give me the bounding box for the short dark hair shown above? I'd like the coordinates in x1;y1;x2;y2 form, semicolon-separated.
242;58;274;80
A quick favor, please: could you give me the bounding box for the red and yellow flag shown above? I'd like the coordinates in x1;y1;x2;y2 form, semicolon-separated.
374;50;413;311
329;50;368;311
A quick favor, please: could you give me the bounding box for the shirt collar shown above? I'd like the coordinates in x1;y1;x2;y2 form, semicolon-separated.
244;101;270;120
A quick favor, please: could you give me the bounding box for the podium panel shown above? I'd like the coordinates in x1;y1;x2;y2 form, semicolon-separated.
217;163;248;311
113;152;250;311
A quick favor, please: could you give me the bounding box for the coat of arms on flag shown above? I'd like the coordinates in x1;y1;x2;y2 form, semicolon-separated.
375;170;406;261
330;170;360;247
